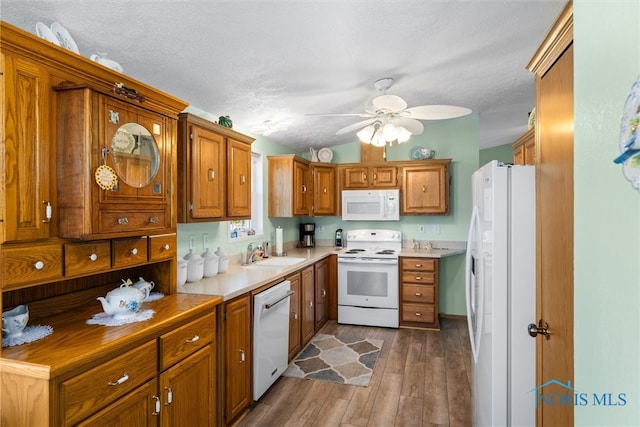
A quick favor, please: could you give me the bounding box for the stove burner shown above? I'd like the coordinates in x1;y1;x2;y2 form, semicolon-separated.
344;249;366;254
376;249;396;255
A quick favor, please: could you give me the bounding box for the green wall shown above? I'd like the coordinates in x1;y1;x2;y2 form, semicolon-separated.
479;143;513;167
177;114;478;315
574;1;640;425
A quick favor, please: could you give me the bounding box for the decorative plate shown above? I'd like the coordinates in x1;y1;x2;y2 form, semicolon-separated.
112;128;135;153
318;147;333;163
35;22;60;46
95;164;118;190
51;22;79;54
617;75;640;191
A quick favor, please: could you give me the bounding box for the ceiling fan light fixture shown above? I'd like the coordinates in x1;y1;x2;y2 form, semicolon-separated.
396;126;412;143
356;124;376;144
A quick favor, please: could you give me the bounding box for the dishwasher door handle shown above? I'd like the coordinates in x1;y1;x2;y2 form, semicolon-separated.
264;290;295;310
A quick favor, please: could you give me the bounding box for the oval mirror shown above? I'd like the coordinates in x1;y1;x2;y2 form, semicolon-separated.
110;122;160;188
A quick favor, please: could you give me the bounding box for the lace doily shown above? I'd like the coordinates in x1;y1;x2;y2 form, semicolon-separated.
86;309;155;327
145;292;164;302
2;325;53;347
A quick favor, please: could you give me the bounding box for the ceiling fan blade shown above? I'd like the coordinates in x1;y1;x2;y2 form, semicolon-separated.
336;118;378;135
401;105;472;120
306;113;374;117
390;116;424;135
372;94;407;113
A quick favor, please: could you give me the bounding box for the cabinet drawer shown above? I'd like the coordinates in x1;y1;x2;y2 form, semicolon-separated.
98;210;168;234
401;257;437;272
64;241;111;276
402;303;435;324
112;237;149;268
159;311;216;371
148;234;176;261
1;244;63;288
401;271;436;284
61;340;157;426
402;284;435;304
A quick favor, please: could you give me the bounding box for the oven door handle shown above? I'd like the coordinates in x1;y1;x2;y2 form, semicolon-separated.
338;258;398;265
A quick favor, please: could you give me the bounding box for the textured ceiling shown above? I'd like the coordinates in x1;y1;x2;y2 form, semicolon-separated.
1;0;565;151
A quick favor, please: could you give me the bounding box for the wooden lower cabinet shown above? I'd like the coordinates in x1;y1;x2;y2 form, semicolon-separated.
76;378;159;426
287;271;302;361
300;265;316;346
222;294;251;424
0;297;217;427
314;258;329;330
400;257;440;330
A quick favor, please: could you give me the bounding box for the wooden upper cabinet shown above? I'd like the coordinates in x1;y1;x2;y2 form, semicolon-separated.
342;164;398;189
293;160;311;215
1;53;53;243
177;113;254;222
311;164;336;215
268;155;311;217
54;85;176;240
227;138;253;218
512;128;535;165
401;160;450;215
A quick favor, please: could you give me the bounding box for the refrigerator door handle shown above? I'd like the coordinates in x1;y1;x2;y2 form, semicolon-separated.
465;205;484;364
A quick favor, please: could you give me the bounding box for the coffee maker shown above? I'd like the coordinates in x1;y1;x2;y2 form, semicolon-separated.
299;223;315;248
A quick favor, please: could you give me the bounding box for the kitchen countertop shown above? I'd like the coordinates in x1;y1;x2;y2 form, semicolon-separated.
178;247;338;301
398;247;466;258
178;244;466;301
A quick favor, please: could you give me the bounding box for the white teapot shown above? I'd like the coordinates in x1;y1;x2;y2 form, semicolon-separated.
97;279;145;319
131;277;155;300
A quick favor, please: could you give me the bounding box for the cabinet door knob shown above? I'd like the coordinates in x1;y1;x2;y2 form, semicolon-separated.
415;292;422;297
321;289;327;297
117;217;129;225
415;312;422;316
302;185;307;193
42;201;52;223
185;335;200;343
415;276;422;280
293;312;298;320
240;175;246;184
208;168;215;180
89;253;98;262
239;349;246;363
422;185;426;193
162;244;170;251
108;373;129;386
148;216;159;224
415;264;423;268
131;248;138;255
152;395;161;416
164;387;173;406
323;187;327;194
34;261;45;270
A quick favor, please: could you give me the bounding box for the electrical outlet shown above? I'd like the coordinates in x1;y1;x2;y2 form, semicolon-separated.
317;225;324;232
419;225;425;232
432;224;441;235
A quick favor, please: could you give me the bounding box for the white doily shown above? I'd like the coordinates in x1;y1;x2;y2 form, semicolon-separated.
145;292;164;302
2;325;53;347
86;309;155;327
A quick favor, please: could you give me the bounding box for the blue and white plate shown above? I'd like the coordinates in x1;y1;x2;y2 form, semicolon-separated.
618;75;640;190
35;22;60;46
51;22;79;54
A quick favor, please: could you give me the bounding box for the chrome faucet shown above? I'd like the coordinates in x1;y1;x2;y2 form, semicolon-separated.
246;243;263;264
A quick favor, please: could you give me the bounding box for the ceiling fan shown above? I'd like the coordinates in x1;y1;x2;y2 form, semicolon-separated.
312;77;472;146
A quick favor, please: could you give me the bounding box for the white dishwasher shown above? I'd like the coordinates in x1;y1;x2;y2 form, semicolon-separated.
253;280;293;400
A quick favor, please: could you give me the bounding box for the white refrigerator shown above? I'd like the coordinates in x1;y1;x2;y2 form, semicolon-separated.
465;160;535;426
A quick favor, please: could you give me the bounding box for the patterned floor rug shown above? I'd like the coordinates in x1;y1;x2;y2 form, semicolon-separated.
283;334;383;387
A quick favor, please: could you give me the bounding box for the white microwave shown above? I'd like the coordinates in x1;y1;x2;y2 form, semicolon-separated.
341;189;400;221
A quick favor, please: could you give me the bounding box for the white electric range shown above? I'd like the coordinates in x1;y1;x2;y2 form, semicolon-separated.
337;229;401;328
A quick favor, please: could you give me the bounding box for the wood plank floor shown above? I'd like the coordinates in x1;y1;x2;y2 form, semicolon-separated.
235;318;471;427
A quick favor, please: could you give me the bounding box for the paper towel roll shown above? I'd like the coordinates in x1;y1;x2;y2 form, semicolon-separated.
275;227;283;256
